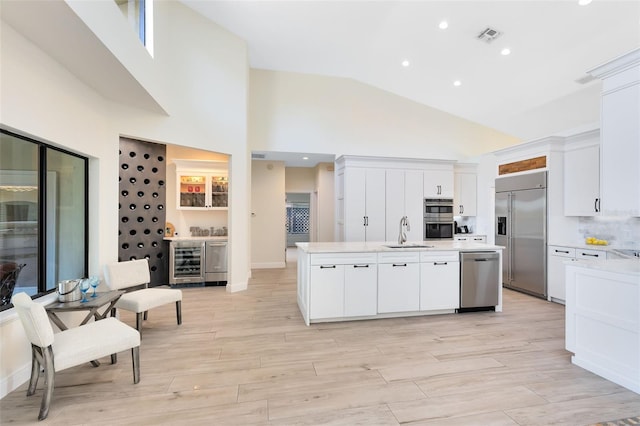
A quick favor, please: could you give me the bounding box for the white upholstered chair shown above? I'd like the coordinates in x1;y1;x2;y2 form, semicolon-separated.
11;292;140;421
104;258;182;333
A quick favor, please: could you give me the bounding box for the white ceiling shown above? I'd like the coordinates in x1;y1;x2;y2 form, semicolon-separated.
181;0;640;141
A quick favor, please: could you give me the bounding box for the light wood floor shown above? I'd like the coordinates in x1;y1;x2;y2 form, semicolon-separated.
2;251;640;425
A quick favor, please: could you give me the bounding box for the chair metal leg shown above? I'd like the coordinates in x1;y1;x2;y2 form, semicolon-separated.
111;353;118;364
136;312;143;332
143;311;148;321
38;346;55;421
131;346;140;384
176;301;182;325
27;345;40;396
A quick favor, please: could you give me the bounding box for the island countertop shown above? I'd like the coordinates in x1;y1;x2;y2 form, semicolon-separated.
296;240;504;254
566;258;640;276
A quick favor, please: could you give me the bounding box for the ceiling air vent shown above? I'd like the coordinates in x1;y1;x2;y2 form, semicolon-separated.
477;27;502;43
251;153;266;159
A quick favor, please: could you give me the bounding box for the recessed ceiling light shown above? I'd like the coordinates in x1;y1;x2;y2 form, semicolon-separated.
439;20;449;30
453;80;462;87
302;156;309;160
501;48;511;56
401;59;410;67
578;0;592;5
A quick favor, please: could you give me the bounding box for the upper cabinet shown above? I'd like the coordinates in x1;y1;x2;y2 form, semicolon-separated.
454;164;477;217
564;132;600;216
589;48;640;216
174;160;228;210
423;167;454;198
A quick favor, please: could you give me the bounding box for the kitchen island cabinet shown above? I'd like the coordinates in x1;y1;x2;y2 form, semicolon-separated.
377;251;420;313
565;259;640;394
296;241;503;325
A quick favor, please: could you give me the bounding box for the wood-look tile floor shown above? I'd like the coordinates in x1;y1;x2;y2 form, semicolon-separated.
2;250;640;425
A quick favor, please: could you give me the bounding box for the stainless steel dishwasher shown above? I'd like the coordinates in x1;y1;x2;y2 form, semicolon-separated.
460;251;499;310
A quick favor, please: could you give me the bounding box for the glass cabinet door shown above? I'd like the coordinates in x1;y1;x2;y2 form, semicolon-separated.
210;175;228;208
179;174;206;208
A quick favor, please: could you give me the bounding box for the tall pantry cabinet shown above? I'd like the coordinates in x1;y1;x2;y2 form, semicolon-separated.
588;48;640;216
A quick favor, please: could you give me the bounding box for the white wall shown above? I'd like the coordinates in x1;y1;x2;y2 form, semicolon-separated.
315;163;335;242
0;1;249;397
249;69;521;161
251;161;286;268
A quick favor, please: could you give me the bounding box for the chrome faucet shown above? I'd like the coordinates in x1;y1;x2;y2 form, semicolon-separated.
398;216;410;245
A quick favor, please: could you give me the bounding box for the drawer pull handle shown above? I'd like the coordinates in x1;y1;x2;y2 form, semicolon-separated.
320;265;336;269
353;264;369;268
434;262;448;266
581;253;599;257
392;263;407;267
555;250;570;254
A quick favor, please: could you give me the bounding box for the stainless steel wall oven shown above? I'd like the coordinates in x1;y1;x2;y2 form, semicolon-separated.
423;198;454;240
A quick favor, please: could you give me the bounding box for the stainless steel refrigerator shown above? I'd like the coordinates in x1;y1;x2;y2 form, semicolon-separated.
495;171;547;298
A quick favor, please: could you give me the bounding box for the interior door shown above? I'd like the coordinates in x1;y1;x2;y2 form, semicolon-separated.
511;188;546;297
495;191;510;285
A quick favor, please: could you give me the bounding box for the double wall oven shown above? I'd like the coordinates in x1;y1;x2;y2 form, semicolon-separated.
423;198;454;240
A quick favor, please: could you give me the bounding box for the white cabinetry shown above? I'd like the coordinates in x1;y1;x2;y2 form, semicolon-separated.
589;48;640;216
454;235;486;243
564;140;600;216
424;168;454;198
566;263;640;393
547;245;607;304
175;160;228;210
377;251;420;313
309;253;378;319
343;168;386;241
454;165;477;216
420;251;459;311
385;170;423;242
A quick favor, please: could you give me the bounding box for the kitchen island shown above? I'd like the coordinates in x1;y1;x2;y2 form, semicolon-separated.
296;241;503;326
565;259;640;394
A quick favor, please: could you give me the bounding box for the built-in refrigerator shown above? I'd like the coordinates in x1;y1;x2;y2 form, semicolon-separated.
495;171;547;298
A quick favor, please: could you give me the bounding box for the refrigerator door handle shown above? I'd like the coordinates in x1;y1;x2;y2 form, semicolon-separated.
508;192;514;282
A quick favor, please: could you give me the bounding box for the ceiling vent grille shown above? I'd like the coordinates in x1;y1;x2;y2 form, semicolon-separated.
477;27;502;43
251;153;266;159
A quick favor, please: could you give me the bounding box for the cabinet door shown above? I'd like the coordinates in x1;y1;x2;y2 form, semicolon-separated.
564;144;600;216
177;173;208;209
385;170;405;242
424;170;454;198
547;246;575;303
420;261;460;310
601;83;640;216
344;168;367;241
454;173;477;216
310;265;345;319
365;169;386;241
404;171;424;242
377;262;420;313
344;264;377;317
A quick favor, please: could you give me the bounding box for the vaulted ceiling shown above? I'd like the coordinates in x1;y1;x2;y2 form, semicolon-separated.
181;0;640;141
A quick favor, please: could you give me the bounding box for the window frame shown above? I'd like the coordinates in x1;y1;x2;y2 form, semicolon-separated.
0;128;89;311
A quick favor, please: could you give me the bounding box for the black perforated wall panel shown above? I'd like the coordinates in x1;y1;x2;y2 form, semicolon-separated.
118;138;167;286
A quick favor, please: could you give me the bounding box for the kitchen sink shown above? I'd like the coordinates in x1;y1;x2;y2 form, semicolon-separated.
383;244;435;249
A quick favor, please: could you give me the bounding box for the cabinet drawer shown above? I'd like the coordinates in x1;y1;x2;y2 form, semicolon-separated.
310;252;377;266
420;251;459;262
548;246;576;258
377;251;420;263
576;248;607;259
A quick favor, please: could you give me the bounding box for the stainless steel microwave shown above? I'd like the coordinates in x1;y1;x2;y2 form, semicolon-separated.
424;198;454;222
424;221;454;240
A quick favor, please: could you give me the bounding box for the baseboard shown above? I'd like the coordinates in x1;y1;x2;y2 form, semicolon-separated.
226;280;248;293
0;362;30;399
251;262;286;269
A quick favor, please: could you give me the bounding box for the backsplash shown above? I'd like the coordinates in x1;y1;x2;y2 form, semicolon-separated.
578;216;640;248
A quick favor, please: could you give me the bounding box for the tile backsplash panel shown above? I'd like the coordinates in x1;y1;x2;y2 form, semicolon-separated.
578;216;640;248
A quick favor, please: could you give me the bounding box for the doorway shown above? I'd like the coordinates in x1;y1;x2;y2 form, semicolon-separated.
285;193;311;247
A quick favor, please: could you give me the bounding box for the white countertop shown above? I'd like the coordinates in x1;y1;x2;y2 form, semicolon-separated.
164;236;228;241
566;258;640;276
296;240;504;254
